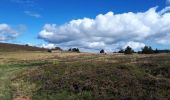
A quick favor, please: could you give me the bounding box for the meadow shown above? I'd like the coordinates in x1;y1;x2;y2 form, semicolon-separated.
0;51;169;100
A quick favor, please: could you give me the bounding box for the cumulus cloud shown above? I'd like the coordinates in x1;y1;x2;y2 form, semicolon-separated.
167;0;170;4
123;41;145;50
24;11;41;18
40;43;56;49
0;24;22;41
159;6;170;14
155;34;170;45
39;7;170;51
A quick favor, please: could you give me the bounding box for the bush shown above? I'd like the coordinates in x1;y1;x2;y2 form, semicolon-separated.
100;49;105;54
48;49;52;53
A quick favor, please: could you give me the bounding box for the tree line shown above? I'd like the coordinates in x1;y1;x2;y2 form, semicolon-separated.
48;47;80;53
100;46;170;54
47;46;170;54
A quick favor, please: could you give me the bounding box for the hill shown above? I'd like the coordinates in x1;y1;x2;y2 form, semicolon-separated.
0;52;168;100
0;48;169;99
0;43;47;52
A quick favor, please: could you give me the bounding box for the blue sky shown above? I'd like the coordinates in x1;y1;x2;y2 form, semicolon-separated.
0;0;170;51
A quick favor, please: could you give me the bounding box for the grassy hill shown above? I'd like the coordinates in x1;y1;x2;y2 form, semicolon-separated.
0;43;47;52
0;51;169;100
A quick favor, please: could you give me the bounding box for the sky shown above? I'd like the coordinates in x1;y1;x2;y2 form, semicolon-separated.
0;0;170;52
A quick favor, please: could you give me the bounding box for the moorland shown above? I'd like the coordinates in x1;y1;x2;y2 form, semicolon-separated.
0;43;169;100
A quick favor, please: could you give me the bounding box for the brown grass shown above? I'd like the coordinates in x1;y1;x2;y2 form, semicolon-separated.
9;53;170;100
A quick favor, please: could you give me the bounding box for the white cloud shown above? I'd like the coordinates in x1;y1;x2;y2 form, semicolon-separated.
123;41;145;50
167;0;170;4
155;34;170;45
0;24;22;41
159;6;170;14
41;43;56;49
39;7;170;51
24;11;41;18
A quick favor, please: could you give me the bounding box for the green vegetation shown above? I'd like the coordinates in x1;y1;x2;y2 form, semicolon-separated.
117;46;170;54
124;46;134;54
0;48;169;100
68;48;80;53
141;46;154;54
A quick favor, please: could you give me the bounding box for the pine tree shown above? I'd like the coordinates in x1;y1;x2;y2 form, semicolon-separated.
142;46;154;54
124;46;134;54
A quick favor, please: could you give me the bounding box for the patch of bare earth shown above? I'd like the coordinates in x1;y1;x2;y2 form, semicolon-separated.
14;96;31;100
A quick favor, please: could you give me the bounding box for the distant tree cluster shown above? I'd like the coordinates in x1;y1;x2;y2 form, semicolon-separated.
25;44;29;47
46;45;169;54
52;47;63;51
138;46;165;54
140;46;154;54
156;50;170;53
139;46;170;54
68;48;80;53
124;46;134;54
47;47;63;53
115;45;170;55
117;46;134;54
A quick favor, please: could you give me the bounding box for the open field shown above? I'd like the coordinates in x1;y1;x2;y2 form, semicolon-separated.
0;51;169;100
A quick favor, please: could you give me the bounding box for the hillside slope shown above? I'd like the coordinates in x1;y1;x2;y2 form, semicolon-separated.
11;53;170;100
0;43;47;52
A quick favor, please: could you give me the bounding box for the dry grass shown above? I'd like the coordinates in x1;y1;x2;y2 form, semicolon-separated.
0;51;83;64
0;51;170;100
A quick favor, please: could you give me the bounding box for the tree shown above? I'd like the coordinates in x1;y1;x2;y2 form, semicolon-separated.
68;48;80;53
154;48;159;53
124;46;134;54
68;48;72;51
72;48;80;53
100;49;105;54
141;46;154;54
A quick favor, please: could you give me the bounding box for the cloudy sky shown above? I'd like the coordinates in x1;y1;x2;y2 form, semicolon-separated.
0;0;170;52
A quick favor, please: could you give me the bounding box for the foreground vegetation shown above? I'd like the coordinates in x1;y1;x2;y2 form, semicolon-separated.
0;51;169;100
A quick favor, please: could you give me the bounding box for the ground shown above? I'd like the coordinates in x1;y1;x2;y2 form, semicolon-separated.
0;51;169;100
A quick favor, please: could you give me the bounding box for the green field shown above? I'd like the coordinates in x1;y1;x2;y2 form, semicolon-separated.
0;51;170;100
